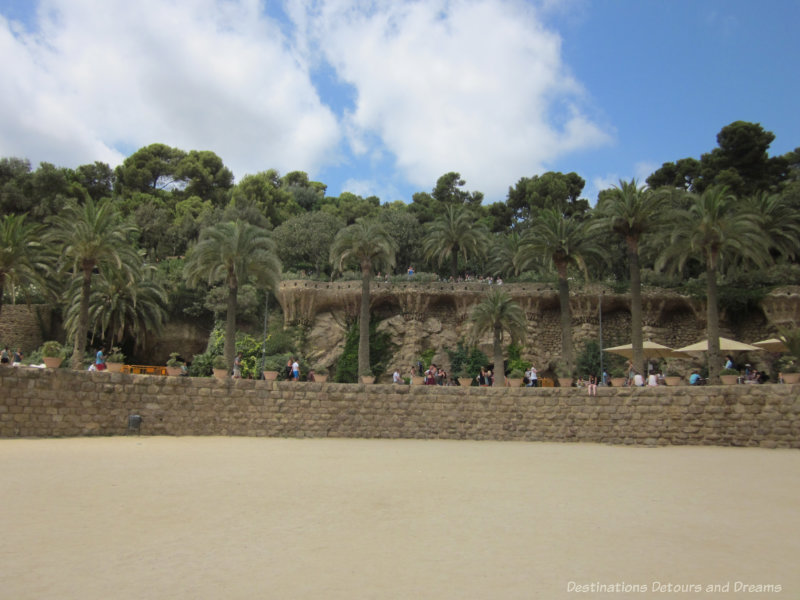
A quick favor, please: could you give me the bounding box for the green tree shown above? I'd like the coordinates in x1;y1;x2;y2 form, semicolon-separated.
596;179;666;375
507;171;588;220
319;192;380;225
184;221;282;370
422;205;488;278
409;172;483;224
329;220;397;377
468;287;526;387
47;198;140;368
0;213;47;319
273;211;344;275
655;187;771;381
521;209;605;371
230;170;300;228
63;261;167;351
375;207;423;275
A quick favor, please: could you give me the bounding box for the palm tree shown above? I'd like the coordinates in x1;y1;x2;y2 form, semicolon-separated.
185;220;281;370
329;219;397;377
469;287;526;387
422;205;488;278
48;199;140;369
63;261;168;351
0;213;48;319
488;232;533;279
655;187;771;382
596;179;666;375
520;209;605;372
741;191;800;262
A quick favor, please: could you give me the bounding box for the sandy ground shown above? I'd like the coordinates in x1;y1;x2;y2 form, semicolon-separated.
0;438;797;600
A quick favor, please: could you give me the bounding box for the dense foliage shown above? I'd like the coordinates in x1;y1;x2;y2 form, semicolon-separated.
2;121;799;378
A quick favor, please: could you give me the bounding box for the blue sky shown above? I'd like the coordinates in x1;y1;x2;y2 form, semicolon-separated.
0;0;797;205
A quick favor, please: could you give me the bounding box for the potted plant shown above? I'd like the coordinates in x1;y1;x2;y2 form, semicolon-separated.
609;366;627;387
777;355;800;384
105;347;125;373
361;372;376;385
554;361;573;388
41;341;63;369
166;352;183;376
260;355;283;380
212;354;229;380
456;369;472;387
507;368;525;387
719;367;740;385
312;365;328;383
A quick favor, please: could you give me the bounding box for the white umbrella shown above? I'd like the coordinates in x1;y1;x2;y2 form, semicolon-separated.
752;338;789;353
675;337;762;353
605;341;687;359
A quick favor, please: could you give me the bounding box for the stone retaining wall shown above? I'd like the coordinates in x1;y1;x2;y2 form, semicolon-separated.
0;367;798;448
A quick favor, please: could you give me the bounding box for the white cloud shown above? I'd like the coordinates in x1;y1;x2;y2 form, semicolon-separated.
0;0;340;179
0;0;611;201
297;0;611;198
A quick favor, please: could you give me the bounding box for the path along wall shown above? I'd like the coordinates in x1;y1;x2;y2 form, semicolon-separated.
0;367;798;448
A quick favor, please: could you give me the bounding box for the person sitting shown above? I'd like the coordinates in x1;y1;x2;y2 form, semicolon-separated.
724;355;735;370
633;372;644;387
647;372;658;386
689;371;702;385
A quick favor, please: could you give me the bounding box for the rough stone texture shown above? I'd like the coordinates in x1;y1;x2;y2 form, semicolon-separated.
2;367;798;448
0;304;53;352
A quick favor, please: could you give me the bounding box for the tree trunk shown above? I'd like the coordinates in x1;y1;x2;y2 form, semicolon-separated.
493;324;504;387
225;284;238;372
0;272;5;321
72;266;93;369
556;260;573;372
706;256;721;384
628;236;645;376
451;248;459;279
359;262;372;377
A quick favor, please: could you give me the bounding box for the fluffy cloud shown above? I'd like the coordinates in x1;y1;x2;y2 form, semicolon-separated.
296;0;610;198
0;0;609;200
0;0;340;178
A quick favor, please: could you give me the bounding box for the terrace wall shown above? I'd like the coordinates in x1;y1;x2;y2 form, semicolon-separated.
1;367;798;448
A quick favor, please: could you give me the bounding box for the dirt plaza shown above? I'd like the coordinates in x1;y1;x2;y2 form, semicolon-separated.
0;437;797;599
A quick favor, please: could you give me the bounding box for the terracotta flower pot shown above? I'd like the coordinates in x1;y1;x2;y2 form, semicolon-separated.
610;377;627;388
782;372;800;384
361;375;375;384
458;378;471;387
166;366;182;376
106;362;124;373
213;368;229;380
262;371;278;381
507;378;523;388
412;376;424;385
43;357;62;369
558;377;573;388
664;376;682;386
719;375;739;385
314;374;328;383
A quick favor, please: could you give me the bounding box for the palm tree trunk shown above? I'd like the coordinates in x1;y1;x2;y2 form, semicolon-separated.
225;284;238;372
706;256;721;383
72;266;92;369
628;237;645;376
451;248;458;279
493;324;504;387
0;272;5;320
556;260;573;371
359;262;372;377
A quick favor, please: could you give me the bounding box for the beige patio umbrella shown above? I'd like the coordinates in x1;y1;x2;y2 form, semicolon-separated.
604;341;687;359
752;338;789;353
675;337;762;353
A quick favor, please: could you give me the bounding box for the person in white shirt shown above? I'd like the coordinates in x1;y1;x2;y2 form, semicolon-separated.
633;372;644;387
393;369;402;384
647;372;658;386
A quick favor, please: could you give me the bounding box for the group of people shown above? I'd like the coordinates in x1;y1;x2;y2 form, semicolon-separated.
0;346;23;365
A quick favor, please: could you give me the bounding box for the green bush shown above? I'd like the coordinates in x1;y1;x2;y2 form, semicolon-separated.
334;319;395;383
